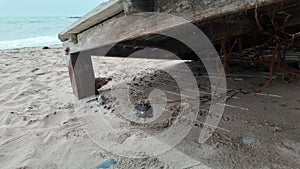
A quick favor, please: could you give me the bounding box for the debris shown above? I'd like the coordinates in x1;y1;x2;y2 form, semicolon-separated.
35;72;46;76
134;100;153;118
222;104;249;111
200;95;211;103
223;116;231;122
254;92;282;98
31;68;40;73
270;125;283;132
23;106;33;113
239;88;251;94
233;78;243;81
225;91;239;102
96;158;117;169
95;77;112;94
86;97;98;103
242;135;256;144
97;95;108;106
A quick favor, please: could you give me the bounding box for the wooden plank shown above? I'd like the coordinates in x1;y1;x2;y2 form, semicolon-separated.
63;0;300;55
70;14;194;54
60;0;287;43
67;53;96;99
152;0;288;21
58;0;123;42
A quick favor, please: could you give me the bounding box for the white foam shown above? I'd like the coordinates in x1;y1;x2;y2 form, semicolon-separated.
0;36;61;50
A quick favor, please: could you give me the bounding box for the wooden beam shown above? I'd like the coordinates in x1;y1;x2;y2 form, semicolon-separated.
70;34;78;44
58;0;124;42
65;0;300;55
67;53;95;99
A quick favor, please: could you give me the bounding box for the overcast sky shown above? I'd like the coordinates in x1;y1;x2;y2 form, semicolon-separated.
0;0;107;17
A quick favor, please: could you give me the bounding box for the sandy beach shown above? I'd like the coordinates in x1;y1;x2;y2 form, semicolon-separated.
0;46;300;169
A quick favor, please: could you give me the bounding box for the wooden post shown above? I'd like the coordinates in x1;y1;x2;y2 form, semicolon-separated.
122;0;155;15
67;52;95;99
70;34;78;44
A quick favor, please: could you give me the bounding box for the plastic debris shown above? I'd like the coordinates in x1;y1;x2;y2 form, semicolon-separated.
242;135;256;144
97;95;108;106
134;100;153;118
96;158;117;169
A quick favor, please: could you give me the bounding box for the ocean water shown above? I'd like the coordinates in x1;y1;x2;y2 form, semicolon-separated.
0;17;78;50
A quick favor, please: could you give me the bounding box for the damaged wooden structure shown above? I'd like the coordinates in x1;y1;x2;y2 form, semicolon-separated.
59;0;300;99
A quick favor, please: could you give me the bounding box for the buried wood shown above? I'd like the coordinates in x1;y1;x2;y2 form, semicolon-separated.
67;53;96;99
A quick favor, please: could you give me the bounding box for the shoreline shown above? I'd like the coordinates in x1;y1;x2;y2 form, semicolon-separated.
0;43;63;51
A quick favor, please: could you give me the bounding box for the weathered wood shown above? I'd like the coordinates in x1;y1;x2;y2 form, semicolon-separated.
152;0;287;21
60;0;300;99
58;0;123;42
60;0;291;43
69;34;78;44
73;14;189;53
63;0;299;54
67;53;95;99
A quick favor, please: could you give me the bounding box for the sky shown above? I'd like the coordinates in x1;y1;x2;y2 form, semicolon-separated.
0;0;108;17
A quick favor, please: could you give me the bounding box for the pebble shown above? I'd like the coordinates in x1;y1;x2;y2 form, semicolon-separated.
223;117;231;122
271;126;283;132
42;46;50;49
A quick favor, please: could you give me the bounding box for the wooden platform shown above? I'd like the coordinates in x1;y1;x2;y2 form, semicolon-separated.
59;0;300;99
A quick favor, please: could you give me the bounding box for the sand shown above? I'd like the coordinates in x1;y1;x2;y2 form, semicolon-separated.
0;46;300;169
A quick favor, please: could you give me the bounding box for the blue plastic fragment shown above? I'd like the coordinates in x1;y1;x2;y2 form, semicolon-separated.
242;135;256;144
96;158;117;169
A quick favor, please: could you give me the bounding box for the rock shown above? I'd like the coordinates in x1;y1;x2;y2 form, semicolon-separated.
31;68;40;72
239;87;251;94
42;46;50;49
223;117;231;122
271;126;283;132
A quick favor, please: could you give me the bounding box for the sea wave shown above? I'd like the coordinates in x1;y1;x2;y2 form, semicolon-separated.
0;36;61;50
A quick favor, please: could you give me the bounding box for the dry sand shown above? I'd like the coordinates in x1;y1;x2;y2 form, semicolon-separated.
0;47;300;169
